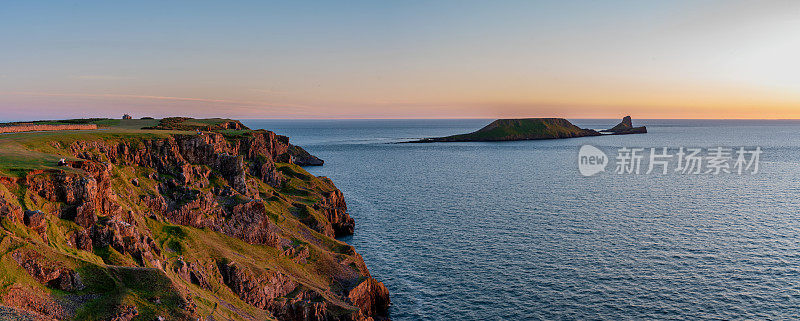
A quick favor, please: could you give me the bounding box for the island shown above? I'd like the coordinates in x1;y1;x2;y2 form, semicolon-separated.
407;116;645;142
0;117;388;321
600;116;647;135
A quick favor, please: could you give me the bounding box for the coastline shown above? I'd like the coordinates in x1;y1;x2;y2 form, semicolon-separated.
0;118;389;321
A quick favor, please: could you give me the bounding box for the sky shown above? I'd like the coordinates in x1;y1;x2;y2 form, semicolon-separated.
1;0;799;120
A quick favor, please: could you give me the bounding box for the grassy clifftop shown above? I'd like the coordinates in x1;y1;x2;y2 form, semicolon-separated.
0;117;244;131
0;117;277;177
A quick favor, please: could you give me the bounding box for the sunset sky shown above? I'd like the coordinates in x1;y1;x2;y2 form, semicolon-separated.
1;0;799;120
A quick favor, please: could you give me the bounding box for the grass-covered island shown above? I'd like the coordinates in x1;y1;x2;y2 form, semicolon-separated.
0;117;388;320
408;116;646;142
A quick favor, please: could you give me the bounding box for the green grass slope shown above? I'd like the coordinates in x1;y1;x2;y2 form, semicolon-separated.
414;118;600;142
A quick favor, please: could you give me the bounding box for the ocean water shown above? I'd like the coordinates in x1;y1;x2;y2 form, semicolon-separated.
243;119;800;320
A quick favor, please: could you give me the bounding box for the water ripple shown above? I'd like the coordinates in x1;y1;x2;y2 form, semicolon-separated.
245;119;800;320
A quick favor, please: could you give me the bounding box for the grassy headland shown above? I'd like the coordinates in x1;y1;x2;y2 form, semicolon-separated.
410;118;601;142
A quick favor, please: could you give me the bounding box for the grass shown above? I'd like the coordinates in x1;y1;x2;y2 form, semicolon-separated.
439;118;595;141
73;266;193;320
142;117;244;131
94;246;138;267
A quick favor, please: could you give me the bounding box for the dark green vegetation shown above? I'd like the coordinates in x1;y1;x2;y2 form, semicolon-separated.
0;118;388;320
410;118;601;142
142;117;247;131
409;116;647;142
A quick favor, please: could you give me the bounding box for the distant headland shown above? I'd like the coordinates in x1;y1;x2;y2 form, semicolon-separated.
407;116;646;143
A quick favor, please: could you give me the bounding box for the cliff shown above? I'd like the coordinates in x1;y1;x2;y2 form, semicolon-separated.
410;118;601;142
0;118;388;321
600;116;647;135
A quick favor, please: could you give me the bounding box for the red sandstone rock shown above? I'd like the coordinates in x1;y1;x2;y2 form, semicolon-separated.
1;286;67;319
11;250;85;292
109;305;138;321
315;188;355;237
23;210;47;241
91;219;161;267
348;278;391;321
174;258;215;291
0;197;23;223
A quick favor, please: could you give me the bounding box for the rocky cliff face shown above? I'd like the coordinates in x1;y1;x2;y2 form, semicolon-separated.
0;128;389;321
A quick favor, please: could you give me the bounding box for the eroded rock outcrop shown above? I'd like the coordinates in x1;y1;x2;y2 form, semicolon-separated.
218;261;300;310
11;250;84;292
348;278;391;321
23;210;47;241
1;286;68;319
69;130;312;190
289;145;324;166
174;258;215;291
109;305;138;321
91;218;162;267
0;196;23;223
25;161;118;229
315;188;355;237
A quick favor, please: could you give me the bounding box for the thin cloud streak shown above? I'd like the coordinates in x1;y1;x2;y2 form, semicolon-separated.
72;75;135;80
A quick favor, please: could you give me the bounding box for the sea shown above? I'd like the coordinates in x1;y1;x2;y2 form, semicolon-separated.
243;119;800;320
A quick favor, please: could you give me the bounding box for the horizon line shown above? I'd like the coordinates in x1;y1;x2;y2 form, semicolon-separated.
236;117;800;121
